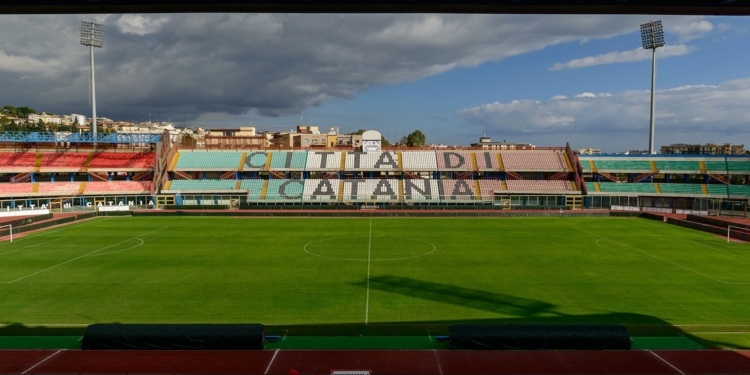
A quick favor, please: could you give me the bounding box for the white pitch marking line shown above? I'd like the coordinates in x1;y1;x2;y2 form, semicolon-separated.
1;226;167;284
433;349;443;375
0;238;64;256
649;350;684;374
366;218;372;325
573;227;750;285
264;349;279;374
21;349;62;374
282;329;289;342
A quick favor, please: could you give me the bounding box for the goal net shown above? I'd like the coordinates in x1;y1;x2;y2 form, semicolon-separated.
0;224;12;242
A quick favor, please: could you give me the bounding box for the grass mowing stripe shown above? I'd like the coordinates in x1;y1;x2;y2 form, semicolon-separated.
1;226;167;284
0;238;64;256
366;218;372;324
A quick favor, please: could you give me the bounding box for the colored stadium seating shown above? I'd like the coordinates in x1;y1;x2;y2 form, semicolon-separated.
305;152;342;171
403;179;441;202
265;179;305;201
302;179;340;201
37;182;81;195
597;182;657;194
478;180;505;200
174;151;243;171
239;179;264;201
0;152;37;172
591;160;652;172
39;153;89;172
654;160;701;173
269;152;308;170
705;159;750;174
342;179;400;202
440;180;477;201
84;181;153;194
658;183;704;195
475;152;499;170
499;151;568;171
436;151;473;170
402;152;438;171
505;180;575;192
168;179;237;191
244;152;269;170
0;183;35;196
345;152;399;170
88;152;155;171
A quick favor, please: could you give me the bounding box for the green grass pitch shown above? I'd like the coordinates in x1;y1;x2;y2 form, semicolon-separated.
1;216;750;348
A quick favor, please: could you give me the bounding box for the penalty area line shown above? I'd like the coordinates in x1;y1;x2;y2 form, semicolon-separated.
1;226;168;284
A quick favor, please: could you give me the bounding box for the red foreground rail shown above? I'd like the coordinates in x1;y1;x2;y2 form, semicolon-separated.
2;349;750;374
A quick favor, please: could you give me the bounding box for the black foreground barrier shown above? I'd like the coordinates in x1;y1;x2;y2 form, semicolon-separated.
82;324;265;350
449;324;631;350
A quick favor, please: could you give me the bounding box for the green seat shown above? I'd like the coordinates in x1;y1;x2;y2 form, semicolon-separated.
598;182;656;194
175;151;243;170
658;184;704;195
169;179;237;191
593;160;652;172
654;160;700;172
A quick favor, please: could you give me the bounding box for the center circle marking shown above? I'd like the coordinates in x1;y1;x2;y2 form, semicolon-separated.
303;236;436;261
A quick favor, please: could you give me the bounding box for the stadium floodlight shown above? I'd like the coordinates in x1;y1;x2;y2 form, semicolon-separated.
640;20;665;155
80;21;105;144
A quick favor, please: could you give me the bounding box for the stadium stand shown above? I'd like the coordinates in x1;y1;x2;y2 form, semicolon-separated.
305;152;343;171
403;179;441;202
440;180;477;201
499;151;568;171
658;183;705;195
402;152;438;171
505;180;575;192
84;181;153;195
168;179;237;192
0;183;35;197
478;180;505;200
597;182;657;194
303;179;340;201
0;152;37;172
475;152;500;171
345;152;399;171
654;160;702;173
270;152;308;171
174;151;243;171
239;179;265;201
39;152;90;172
88;152;155;171
436;151;474;171
265;179;305;201
342;179;400;202
590;160;652;173
37;182;81;195
244;152;270;170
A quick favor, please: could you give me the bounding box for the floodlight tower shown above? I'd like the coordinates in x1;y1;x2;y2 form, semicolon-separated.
80;21;105;143
640;20;665;155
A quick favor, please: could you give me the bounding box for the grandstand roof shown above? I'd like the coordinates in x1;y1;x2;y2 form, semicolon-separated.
3;0;750;15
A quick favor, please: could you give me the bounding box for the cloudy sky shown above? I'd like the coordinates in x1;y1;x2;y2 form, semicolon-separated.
0;13;748;152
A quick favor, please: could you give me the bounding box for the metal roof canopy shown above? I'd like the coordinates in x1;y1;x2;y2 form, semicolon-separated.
2;0;750;15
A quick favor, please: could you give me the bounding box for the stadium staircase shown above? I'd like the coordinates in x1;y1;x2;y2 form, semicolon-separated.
89;172;108;182
506;171;522;180
34;152;43;172
699;161;707;174
598;172;620;182
169;152;180;171
220;171;236;180
82;152;95;172
589;160;597;173
338;180;344;202
455;171;473;180
649;160;658;172
234;180;242;190
269;170;286;179
632;173;654;183
654;183;662;193
594;182;601;192
497;154;505;171
702;184;709;194
77;182;87;195
31;182;39;193
237;152;247;171
549;171;569;180
172;171;193;180
470;153;479;171
10;172;32;183
709;174;730;185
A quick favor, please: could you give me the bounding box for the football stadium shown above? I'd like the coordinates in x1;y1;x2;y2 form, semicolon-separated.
1;132;750;373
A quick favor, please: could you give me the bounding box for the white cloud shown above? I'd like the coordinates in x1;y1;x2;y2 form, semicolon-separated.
549;44;695;70
456;78;750;150
668;20;713;42
117;15;170;35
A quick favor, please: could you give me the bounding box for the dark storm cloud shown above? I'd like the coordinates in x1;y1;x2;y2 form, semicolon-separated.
0;14;713;124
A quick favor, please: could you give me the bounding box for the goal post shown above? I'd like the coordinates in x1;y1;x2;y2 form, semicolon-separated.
727;225;749;243
0;224;12;242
